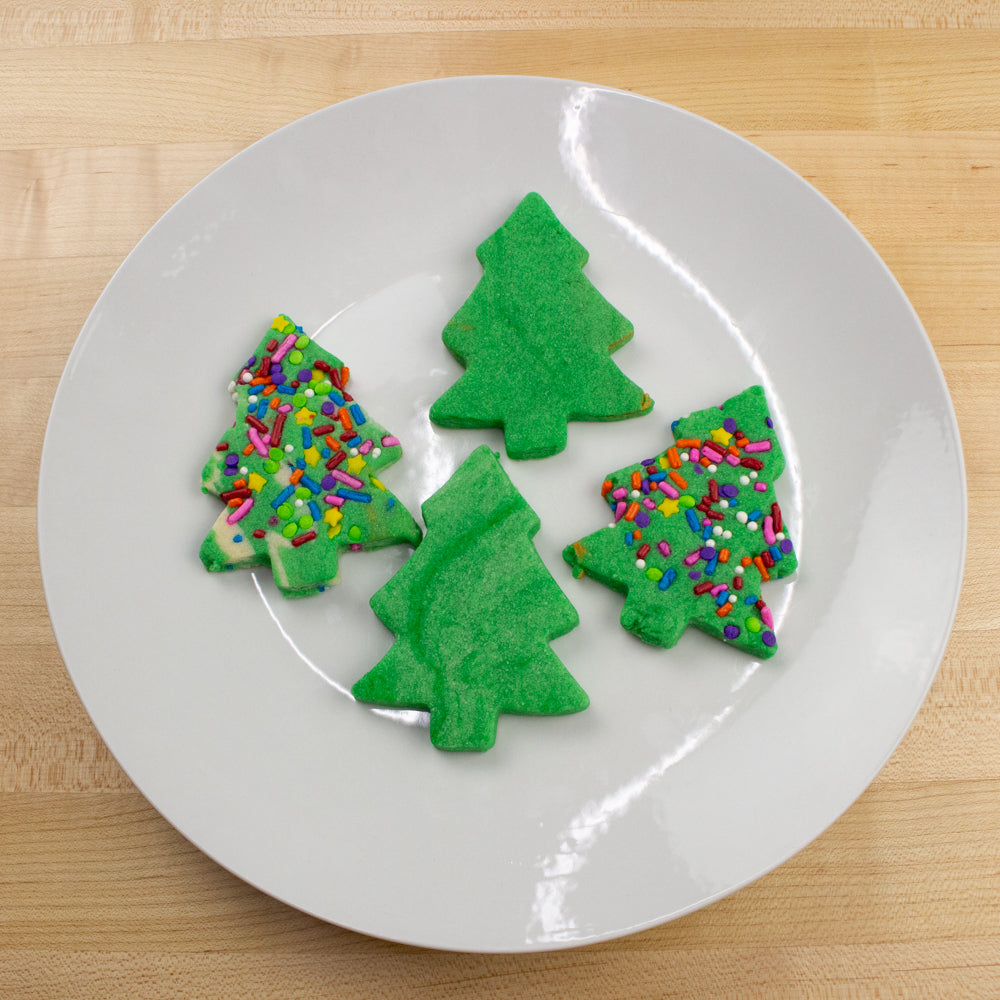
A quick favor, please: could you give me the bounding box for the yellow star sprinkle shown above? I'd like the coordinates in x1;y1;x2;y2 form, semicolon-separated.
247;472;266;493
303;445;321;467
346;455;367;475
294;407;316;425
710;426;733;445
657;497;681;519
323;507;343;528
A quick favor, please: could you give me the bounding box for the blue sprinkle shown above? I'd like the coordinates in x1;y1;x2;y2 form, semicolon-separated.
300;475;321;494
685;509;701;532
715;591;730;606
387;497;395;510
321;447;331;458
328;391;345;408
347;435;362;447
744;595;757;606
272;484;295;508
336;488;372;503
302;427;313;448
769;544;782;562
276;384;295;394
308;500;321;520
233;534;243;543
659;568;677;590
624;531;634;546
348;403;366;426
749;510;763;522
649;472;667;482
701;524;712;540
295;458;306;470
705;554;719;575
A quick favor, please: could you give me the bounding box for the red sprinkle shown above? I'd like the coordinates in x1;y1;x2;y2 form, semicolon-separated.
219;488;251;501
708;478;719;502
740;457;764;470
693;581;714;595
637;543;651;559
312;424;336;435
252;529;266;539
325;449;347;469
215;442;229;451
733;575;743;590
314;359;331;372
291;530;317;547
271;412;286;447
245;414;268;433
705;509;724;520
771;502;783;533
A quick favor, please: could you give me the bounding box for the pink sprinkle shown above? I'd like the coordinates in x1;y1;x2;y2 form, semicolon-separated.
278;404;293;413
761;605;774;628
763;515;777;546
262;433;271;445
359;439;373;455
271;332;298;363
247;427;269;456
657;541;671;557
690;448;700;462
612;487;628;500
349;543;362;551
744;440;772;453
330;469;363;489
754;482;767;491
381;435;401;447
702;444;725;461
642;498;657;509
226;497;253;524
725;454;740;466
324;494;345;507
710;583;727;596
683;550;701;566
614;501;627;522
657;481;679;499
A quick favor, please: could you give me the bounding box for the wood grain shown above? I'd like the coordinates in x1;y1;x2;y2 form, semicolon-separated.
1;4;998;997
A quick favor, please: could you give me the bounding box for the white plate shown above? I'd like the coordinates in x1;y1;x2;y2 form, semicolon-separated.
38;77;965;952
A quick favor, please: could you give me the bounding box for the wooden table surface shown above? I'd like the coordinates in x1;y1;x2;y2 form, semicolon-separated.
2;4;998;997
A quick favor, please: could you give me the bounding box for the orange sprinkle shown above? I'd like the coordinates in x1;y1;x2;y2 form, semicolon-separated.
228;498;242;508
242;443;254;456
716;602;733;617
727;445;740;456
736;436;749;448
668;470;688;489
325;435;339;449
624;502;640;522
741;556;753;567
340;366;350;385
232;478;247;489
700;457;711;467
631;471;642;491
250;376;269;385
263;383;277;396
601;479;613;497
719;548;730;563
289;469;304;485
666;447;681;468
632;530;642;541
676;438;700;448
338;407;353;431
753;556;771;581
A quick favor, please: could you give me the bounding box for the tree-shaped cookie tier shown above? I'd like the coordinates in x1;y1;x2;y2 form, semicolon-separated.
352;445;588;751
563;386;797;658
200;315;421;597
429;193;653;460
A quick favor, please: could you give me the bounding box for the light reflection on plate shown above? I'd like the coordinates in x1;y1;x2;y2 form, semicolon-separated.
38;77;964;952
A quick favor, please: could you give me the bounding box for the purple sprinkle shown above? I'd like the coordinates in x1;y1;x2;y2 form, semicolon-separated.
723;417;737;433
641;480;650;494
688;570;701;580
223;467;238;476
780;538;794;554
700;546;715;560
762;630;776;647
298;368;312;381
246;355;257;367
640;458;655;466
268;516;279;527
225;453;239;466
765;417;773;428
721;484;738;499
321;401;336;415
634;511;651;528
723;624;740;639
320;474;337;490
271;372;286;385
692;465;705;475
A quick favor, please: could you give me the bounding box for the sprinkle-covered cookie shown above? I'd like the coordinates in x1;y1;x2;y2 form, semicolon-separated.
200;315;421;597
429;193;653;459
563;386;797;657
352;445;588;751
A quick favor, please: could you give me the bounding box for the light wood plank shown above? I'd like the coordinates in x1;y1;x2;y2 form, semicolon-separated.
3;0;1000;50
2;30;1000;150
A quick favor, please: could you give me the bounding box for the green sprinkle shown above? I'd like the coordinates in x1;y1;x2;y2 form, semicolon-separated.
298;515;314;529
269;447;283;460
315;381;332;395
348;525;362;542
645;567;663;581
678;495;696;509
746;616;762;633
277;503;293;519
264;459;280;473
292;392;306;406
294;486;311;500
294;335;310;349
289;349;304;365
282;523;297;538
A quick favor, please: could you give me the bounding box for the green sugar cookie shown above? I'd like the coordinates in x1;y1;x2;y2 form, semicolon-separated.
352;445;588;751
563;386;798;658
199;314;421;597
429;192;653;459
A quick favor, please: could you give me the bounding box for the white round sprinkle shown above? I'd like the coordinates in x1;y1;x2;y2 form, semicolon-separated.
607;523;616;530
748;521;759;531
719;499;729;509
707;464;717;473
680;452;689;462
712;525;723;536
240;466;248;475
294;498;304;507
241;372;252;383
636;559;646;570
372;448;382;458
735;565;744;575
776;531;785;541
349;448;359;456
750;471;758;479
631;489;641;498
227;380;236;392
248;394;258;404
285;444;294;453
740;475;750;485
723;530;732;539
736;511;749;524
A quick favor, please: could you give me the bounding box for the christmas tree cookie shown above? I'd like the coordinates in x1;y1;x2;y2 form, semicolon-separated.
200;315;421;597
352;445;588;751
564;386;797;658
429;193;653;459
